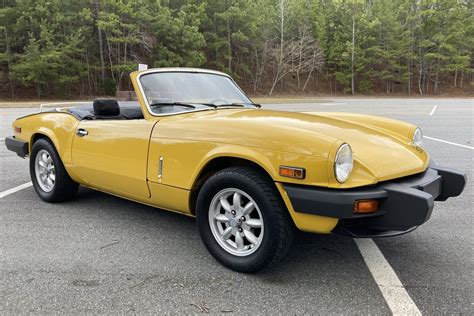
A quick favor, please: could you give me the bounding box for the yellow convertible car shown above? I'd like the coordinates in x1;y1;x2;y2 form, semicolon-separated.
5;68;466;272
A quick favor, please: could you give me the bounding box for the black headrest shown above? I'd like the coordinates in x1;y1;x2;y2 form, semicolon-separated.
93;99;120;116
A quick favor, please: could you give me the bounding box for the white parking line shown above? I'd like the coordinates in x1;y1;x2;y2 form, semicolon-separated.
355;239;421;315
429;105;438;116
424;136;473;150
0;182;32;199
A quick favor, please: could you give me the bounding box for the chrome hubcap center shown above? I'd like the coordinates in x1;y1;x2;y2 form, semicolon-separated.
229;217;240;227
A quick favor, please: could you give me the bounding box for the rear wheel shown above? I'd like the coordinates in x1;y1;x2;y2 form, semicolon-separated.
196;167;294;273
30;138;79;202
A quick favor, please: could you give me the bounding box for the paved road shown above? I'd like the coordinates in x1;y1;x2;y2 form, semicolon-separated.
1;98;472;314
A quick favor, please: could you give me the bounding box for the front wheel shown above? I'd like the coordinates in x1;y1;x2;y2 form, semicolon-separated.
30;138;79;202
196;167;294;273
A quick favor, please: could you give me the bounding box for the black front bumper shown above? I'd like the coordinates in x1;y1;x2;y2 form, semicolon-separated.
283;165;466;237
5;136;29;158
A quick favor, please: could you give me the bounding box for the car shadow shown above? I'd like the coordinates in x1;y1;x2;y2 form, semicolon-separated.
72;187;368;280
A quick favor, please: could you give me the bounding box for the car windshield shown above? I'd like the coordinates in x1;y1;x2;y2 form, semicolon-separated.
139;72;254;115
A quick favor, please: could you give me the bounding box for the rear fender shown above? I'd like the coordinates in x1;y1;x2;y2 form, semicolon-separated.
13;112;79;172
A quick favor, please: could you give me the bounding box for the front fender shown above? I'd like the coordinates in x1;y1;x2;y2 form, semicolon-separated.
146;138;329;190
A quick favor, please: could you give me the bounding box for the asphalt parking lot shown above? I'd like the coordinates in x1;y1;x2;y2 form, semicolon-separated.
1;98;472;314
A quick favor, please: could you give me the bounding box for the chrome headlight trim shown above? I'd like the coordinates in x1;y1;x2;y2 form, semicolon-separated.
334;143;353;183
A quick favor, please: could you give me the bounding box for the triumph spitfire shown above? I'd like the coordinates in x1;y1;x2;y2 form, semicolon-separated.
5;68;466;272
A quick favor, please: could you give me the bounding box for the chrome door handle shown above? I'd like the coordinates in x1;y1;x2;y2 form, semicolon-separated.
76;128;88;137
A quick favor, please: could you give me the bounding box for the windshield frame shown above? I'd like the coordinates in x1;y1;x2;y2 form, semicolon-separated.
136;68;254;117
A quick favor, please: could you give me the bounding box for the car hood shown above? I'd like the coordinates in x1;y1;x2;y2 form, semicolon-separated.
157;109;429;181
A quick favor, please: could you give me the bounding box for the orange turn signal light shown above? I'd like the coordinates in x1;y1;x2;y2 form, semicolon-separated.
279;166;305;179
15;126;21;133
353;200;379;214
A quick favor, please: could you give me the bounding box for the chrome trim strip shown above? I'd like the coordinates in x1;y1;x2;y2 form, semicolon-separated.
158;156;163;180
136;67;230;77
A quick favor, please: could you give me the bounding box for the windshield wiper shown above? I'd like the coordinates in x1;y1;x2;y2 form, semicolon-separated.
214;103;261;108
150;102;196;109
195;103;217;108
149;102;261;110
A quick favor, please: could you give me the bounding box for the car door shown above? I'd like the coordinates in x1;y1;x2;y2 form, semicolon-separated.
71;119;157;199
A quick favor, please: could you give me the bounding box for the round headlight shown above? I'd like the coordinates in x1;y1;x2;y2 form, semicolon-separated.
334;143;353;183
412;127;423;146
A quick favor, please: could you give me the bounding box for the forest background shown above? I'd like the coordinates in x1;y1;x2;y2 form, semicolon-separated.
0;0;472;99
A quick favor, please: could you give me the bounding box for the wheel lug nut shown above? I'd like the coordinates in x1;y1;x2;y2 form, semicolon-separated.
231;210;236;215
238;228;243;232
240;216;245;221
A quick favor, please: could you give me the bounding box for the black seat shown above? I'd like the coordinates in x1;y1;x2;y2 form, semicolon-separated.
93;99;124;120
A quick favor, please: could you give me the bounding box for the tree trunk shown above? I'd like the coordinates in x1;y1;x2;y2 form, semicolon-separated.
118;37;128;91
85;51;92;95
454;69;457;87
407;64;411;95
296;31;304;88
408;30;412;95
2;0;15;99
351;16;355;95
253;46;259;93
433;48;440;95
269;0;286;96
269;69;280;96
418;68;423;95
227;15;232;71
425;73;429;93
316;70;320;91
95;0;105;81
4;24;14;98
302;67;314;92
279;0;284;71
36;84;41;99
105;31;115;82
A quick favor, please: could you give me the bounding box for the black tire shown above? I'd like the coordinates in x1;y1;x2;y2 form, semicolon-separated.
30;138;79;202
196;166;294;273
